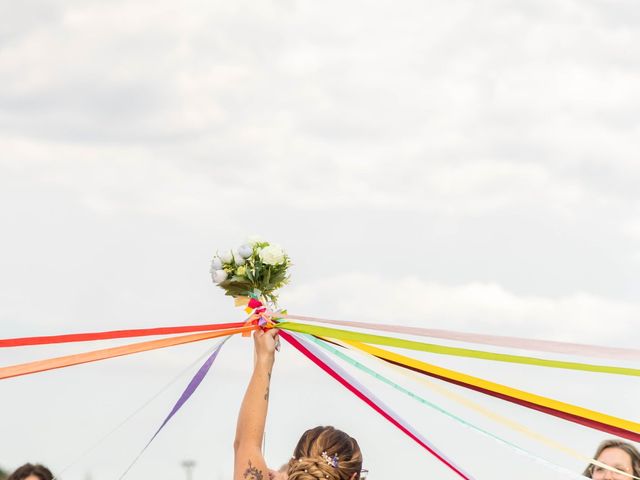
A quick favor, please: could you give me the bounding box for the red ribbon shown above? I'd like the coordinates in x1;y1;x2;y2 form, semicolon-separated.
0;322;246;348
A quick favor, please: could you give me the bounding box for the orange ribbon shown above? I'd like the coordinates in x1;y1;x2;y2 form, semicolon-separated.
0;324;257;381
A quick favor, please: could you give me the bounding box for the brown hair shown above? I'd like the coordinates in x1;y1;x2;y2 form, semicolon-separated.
583;439;640;478
287;426;362;480
7;464;53;480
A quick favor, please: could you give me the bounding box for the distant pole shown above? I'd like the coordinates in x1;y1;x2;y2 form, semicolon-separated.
181;460;196;480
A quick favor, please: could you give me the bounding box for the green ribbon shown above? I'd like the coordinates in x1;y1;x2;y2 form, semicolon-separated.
277;322;640;377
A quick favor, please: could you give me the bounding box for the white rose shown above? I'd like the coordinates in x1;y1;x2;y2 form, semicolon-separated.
212;269;228;283
238;244;253;258
210;257;222;271
258;244;285;265
219;250;233;264
232;250;246;266
246;235;264;246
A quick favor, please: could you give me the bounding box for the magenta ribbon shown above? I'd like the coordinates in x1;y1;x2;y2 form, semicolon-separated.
280;331;474;480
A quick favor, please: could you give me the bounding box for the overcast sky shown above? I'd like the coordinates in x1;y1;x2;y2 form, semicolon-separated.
1;0;639;479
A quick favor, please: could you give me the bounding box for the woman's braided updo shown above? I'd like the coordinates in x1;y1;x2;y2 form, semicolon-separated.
287;426;362;480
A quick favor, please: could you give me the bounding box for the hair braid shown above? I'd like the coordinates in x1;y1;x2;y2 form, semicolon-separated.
287;457;338;480
287;426;362;480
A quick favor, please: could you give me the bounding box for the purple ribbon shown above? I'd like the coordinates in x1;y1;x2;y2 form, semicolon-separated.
119;338;228;479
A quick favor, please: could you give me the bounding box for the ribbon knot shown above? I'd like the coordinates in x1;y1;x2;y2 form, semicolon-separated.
235;296;283;336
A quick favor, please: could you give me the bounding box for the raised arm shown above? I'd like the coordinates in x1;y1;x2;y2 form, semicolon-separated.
233;328;278;480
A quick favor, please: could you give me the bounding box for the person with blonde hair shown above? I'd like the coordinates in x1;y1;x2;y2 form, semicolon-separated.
233;329;364;480
584;439;640;479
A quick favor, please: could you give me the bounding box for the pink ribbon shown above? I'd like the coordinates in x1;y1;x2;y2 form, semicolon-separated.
284;314;640;361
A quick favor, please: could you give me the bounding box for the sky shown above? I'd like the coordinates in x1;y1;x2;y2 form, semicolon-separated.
1;0;639;478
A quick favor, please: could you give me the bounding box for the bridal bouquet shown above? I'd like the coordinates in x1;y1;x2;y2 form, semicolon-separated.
210;237;291;304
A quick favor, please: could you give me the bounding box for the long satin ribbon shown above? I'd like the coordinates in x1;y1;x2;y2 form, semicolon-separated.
0;325;256;381
321;337;639;480
5;314;638;362
277;322;640;377
337;339;640;441
284;314;640;361
0;322;246;348
393;358;640;480
306;335;593;479
118;337;229;479
280;331;474;479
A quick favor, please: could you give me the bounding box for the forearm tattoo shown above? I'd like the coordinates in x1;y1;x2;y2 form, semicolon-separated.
264;371;271;401
243;460;264;480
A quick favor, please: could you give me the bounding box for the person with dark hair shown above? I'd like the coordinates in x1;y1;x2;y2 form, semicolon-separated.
584;439;640;479
7;463;53;480
233;328;364;480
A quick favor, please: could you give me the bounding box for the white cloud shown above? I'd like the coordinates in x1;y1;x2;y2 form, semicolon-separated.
1;0;639;221
284;273;639;346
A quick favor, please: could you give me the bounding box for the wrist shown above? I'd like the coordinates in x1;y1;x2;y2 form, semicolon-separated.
255;354;274;368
